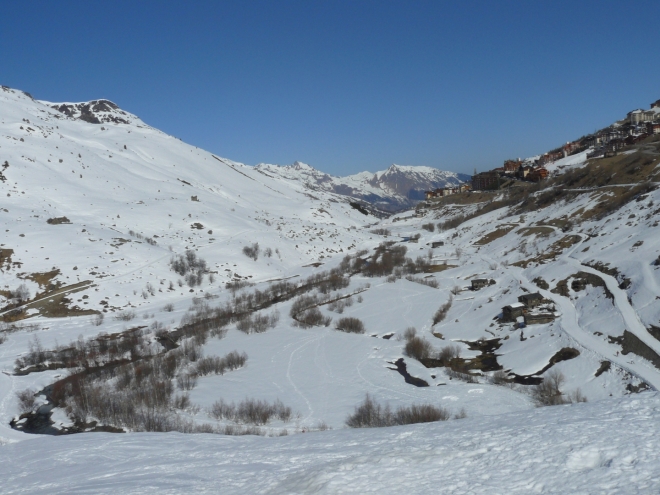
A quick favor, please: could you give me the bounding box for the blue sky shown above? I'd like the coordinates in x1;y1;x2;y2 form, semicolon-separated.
2;1;659;175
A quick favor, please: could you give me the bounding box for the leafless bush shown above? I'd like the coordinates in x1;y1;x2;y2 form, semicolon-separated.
168;252;207;287
226;280;253;294
335;317;365;334
172;394;192;410
236;311;279;334
11;284;30;303
450;285;462;295
489;370;510;385
327;296;353;313
114;310;136;321
176;373;198;391
294;307;332;328
432;296;453;325
405;275;439;288
446;368;478;383
92;313;104;326
16;389;36;413
346;394;451;428
264;247;273;258
163;303;174;312
421;223;435;232
404;336;433;361
192;351;247;376
531;370;586;406
403;327;417;340
209;398;293;425
370;228;391;236
438;344;461;363
242;243;260;261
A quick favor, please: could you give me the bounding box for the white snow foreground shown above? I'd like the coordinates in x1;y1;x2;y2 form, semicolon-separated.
1;393;659;494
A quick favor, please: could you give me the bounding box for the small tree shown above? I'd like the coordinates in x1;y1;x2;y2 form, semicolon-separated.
12;284;30;303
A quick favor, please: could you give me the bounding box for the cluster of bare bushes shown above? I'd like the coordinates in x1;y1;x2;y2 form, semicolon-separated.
432;296;453;325
335;317;365;334
14;328;157;373
128;230;158;246
446;368;478;383
190;351;247;377
370;228;391;236
346;394;459;428
351;243;436;281
209;398;293;425
327;296;353;313
242;243;260;261
8;283;30;303
170;250;209;287
405;275;439;288
0;321;39;345
421;222;435;232
236;311;280;334
531;370;587;406
36;339;247;433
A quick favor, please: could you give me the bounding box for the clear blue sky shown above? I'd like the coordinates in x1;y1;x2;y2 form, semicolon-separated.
2;1;659;175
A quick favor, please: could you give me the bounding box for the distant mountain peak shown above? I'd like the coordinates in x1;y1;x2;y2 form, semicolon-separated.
257;161;470;213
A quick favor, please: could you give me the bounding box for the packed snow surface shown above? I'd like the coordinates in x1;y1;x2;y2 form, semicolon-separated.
1;393;660;494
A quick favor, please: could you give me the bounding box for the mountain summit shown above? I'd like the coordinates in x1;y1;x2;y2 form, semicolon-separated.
256;162;469;212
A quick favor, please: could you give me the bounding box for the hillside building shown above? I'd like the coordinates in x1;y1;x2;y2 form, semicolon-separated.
518;292;543;308
472;171;500;191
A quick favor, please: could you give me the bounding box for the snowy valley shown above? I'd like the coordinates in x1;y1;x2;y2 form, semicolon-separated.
1;86;660;493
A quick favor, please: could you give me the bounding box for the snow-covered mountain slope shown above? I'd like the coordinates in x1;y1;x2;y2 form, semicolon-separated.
256;161;470;212
0;86;371;309
1;393;659;494
2;84;660;492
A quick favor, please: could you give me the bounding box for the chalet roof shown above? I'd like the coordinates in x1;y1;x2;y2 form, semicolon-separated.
505;302;525;309
472;278;488;283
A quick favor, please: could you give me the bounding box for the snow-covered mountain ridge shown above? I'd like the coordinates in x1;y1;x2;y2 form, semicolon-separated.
256;161;470;212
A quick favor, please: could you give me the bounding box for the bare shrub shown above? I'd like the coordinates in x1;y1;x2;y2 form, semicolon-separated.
346;394;451;428
264;247;273;258
404;336;432;361
16;389;36;413
450;285;462;295
335;317;365;334
446;368;478;383
170;250;208;279
370;228;391;236
242;243;260;261
114;310;136;321
294;307;331;328
236;311;279;334
176;373;198;391
11;284;30;303
209;398;293;425
432;296;453;325
163;303;174;312
403;327;417;340
531;370;586;406
489;370;510;385
172;394;192;410
92;313;104;326
421;223;435;232
192;351;247;376
438;344;461;363
405;275;439;288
